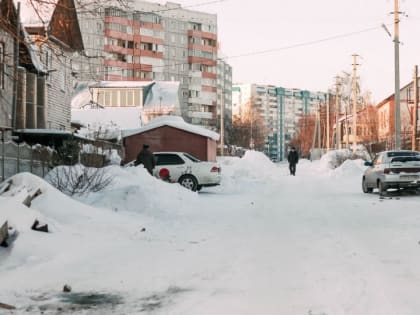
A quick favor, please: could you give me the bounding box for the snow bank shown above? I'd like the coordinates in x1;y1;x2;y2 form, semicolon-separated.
217;151;282;193
77;165;198;219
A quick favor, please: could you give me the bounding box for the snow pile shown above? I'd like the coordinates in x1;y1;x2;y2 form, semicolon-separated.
330;158;366;178
77;165;198;219
317;147;370;170
218;151;281;192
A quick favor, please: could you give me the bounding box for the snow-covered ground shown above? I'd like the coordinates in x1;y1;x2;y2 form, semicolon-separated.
1;150;420;314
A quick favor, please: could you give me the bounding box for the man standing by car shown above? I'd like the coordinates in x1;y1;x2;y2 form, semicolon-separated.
287;146;299;176
135;144;155;175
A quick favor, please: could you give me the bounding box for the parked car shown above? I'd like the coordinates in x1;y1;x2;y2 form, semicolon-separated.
362;150;420;195
153;152;221;191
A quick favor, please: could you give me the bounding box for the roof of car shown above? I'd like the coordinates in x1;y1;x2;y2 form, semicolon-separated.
381;150;420;154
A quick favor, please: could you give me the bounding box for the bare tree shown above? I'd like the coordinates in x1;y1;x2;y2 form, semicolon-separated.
45;164;113;196
231;100;265;150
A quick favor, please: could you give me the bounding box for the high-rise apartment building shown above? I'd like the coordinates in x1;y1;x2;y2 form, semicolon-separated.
233;83;327;161
217;58;232;143
75;1;220;128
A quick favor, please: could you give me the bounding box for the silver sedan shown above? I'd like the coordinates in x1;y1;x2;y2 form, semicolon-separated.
362;150;420;195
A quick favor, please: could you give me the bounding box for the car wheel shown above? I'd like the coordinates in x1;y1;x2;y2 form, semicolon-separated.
362;178;373;193
378;180;387;196
178;175;198;191
197;185;202;192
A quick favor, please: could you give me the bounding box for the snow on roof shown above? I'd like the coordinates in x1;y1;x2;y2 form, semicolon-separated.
71;82;93;109
143;81;180;109
21;27;47;73
15;128;73;135
90;81;154;89
72;107;143;139
122;115;220;141
71;81;178;109
16;0;57;27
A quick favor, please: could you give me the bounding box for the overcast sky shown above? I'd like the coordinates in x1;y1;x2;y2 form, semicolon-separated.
155;0;420;103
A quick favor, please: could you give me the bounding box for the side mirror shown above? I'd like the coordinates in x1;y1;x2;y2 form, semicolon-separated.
364;161;373;167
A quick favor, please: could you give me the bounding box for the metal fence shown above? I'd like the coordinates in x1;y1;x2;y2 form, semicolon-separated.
0;141;53;181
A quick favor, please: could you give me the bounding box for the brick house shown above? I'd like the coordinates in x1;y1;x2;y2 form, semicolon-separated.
376;78;420;150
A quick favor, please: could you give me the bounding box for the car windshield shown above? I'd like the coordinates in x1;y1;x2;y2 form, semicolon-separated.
183;153;201;162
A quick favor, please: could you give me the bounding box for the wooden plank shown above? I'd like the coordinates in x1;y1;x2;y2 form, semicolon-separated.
0;221;8;246
0;179;12;195
22;188;42;207
0;302;16;310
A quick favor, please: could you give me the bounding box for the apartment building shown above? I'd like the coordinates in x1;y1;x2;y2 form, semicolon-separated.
216;58;232;143
76;1;220;129
233;83;327;161
277;88;327;159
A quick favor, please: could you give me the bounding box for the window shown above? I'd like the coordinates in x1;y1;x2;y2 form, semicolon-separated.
0;42;4;89
155;154;185;165
183;153;200;162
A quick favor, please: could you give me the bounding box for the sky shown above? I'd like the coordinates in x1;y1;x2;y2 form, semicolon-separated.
156;0;420;103
2;150;420;313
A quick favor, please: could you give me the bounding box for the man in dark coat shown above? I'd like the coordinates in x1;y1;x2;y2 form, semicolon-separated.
287;146;299;176
134;144;156;175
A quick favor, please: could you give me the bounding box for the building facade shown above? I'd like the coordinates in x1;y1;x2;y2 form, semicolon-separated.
216;58;232;144
233;83;327;161
12;0;84;132
76;1;219;129
376;78;420;150
0;0;16;136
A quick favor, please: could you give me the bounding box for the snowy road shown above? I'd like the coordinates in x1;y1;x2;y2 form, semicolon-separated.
166;162;420;315
2;152;420;314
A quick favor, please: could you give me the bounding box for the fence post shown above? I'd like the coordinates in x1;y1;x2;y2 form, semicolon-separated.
1;131;4;182
17;142;20;173
30;146;33;173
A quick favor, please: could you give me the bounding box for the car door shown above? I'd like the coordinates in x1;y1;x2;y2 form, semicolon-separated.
365;154;381;186
154;153;187;183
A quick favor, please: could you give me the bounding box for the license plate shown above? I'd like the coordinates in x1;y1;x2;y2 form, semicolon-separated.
400;175;419;181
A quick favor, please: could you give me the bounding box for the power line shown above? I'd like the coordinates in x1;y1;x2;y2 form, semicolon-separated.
14;20;398;80
224;24;388;60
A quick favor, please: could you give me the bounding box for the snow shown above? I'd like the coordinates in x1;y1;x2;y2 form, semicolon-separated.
122;115;220;141
71;81;182;137
72;107;143;139
1;150;420;314
16;0;57;27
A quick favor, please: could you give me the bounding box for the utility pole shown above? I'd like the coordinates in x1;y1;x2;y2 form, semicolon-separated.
220;89;225;156
318;102;321;150
326;93;330;150
311;102;321;159
345;106;349;149
394;0;401;150
412;65;418;151
351;54;359;153
12;2;20;129
334;76;342;149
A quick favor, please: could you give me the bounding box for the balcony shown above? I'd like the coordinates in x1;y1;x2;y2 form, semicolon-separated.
190;111;214;119
187;30;217;40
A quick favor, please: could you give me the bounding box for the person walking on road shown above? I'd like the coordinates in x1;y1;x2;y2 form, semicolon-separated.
134;144;156;175
287;146;299;176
